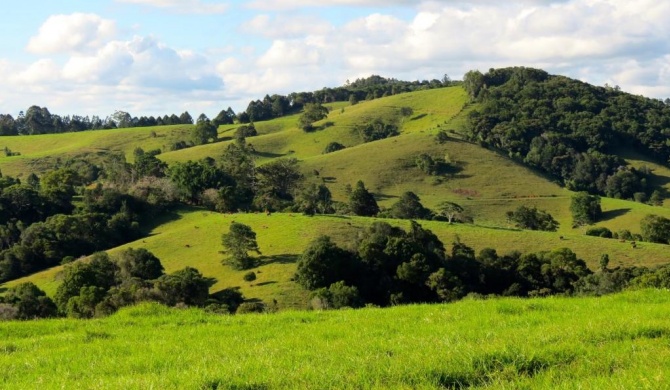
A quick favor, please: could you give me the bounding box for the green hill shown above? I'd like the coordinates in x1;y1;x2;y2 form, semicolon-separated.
3;83;670;308
1;289;669;388
8;208;670;309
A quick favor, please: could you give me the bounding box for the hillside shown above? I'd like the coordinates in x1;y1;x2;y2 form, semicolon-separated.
8;208;670;309
1;289;669;388
3;82;670;310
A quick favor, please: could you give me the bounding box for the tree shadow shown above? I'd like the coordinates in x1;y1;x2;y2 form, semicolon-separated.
258;254;299;265
375;193;399;201
600;208;631;221
252;151;286;158
138;208;185;234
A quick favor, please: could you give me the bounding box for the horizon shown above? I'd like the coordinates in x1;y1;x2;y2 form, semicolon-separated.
1;0;669;119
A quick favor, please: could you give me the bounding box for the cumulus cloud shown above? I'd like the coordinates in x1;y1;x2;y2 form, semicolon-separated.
116;0;228;14
27;13;116;54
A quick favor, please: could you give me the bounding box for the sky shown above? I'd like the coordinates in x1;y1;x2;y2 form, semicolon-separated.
0;0;669;119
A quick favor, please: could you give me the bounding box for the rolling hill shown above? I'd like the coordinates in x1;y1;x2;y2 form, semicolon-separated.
2;81;670;310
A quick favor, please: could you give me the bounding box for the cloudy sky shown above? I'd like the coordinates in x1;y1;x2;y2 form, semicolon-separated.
1;0;669;119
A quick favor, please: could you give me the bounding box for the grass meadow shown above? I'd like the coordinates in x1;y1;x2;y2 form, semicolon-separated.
1;289;669;389
6;209;670;310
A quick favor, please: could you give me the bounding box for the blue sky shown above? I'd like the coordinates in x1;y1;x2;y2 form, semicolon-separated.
1;0;669;119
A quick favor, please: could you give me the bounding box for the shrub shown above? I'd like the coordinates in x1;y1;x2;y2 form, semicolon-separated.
236;302;265;314
323;142;346;154
585;227;613;238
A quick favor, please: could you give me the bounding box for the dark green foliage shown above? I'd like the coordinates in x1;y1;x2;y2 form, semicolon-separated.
390;192;432;220
348;181;379;216
295;236;356;290
435;130;449;144
154;267;216;307
221;222;261;270
585;227;613;238
236;302;266;314
54;252;119;312
356;118;399;142
299;103;329;131
640;214;670;244
168;159;233;202
235;123;257;139
3;282;57;319
570;192;602;226
294;183;334;215
506;206;558;231
323;142;346;154
310;281;363;309
191;119;218;145
466;67;667;198
133;148;167;178
254;158;303;210
116;247;165;280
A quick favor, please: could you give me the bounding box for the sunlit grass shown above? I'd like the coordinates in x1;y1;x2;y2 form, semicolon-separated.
1;289;669;389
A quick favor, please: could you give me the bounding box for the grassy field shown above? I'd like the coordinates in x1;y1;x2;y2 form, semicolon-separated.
1;289;669;389
6;208;670;310
2;86;670;307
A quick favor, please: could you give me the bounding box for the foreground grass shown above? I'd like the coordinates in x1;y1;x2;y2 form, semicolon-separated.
1;289;669;389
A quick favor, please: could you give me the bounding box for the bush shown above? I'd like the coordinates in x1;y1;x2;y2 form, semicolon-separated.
323;142;346;154
585;227;613;238
236;302;265;314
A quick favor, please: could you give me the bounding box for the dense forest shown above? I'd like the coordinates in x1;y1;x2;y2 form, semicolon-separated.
464;67;670;201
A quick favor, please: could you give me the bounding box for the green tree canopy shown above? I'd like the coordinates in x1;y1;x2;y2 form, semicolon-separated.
221;222;261;270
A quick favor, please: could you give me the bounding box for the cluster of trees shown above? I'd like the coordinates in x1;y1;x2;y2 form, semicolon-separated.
0;248;245;320
295;221;596;308
465;67;670;201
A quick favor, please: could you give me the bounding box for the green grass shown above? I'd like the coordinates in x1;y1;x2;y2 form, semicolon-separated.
1;289;670;389
6;208;670;309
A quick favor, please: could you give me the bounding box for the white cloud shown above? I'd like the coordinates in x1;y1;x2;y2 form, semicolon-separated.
27;13;116;54
116;0;229;14
242;14;333;39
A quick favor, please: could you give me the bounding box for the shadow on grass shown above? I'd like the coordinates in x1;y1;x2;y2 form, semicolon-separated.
255;281;277;287
138;207;187;234
601;208;631;221
252;151;286;158
258;254;299;266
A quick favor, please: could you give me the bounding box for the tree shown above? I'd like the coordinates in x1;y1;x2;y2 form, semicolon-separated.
295;235;355;290
323;142;345;154
349;181;379;216
506;205;558;231
295;183;334;215
436;201;465;224
116;247;164;280
255;158;303;208
298;103;329;131
221;222;261;270
570;192;602;226
640;214;670;244
154;267;215;306
390;192;431;220
191;119;218;145
3;282;57;319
